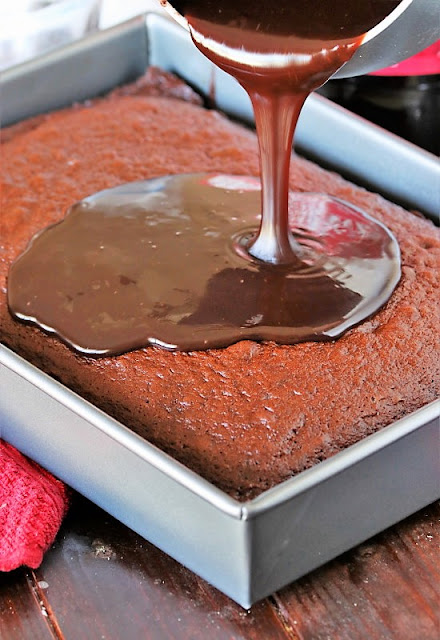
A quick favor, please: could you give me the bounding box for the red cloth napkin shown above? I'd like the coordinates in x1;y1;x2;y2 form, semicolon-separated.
371;39;440;76
0;440;69;571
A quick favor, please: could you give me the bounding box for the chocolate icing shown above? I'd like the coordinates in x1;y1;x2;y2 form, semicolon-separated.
8;174;400;354
8;0;402;353
173;0;401;264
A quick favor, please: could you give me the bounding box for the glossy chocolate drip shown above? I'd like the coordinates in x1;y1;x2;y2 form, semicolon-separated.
8;174;400;354
166;0;401;264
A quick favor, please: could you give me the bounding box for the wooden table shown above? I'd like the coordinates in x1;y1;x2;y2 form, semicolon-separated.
1;494;438;639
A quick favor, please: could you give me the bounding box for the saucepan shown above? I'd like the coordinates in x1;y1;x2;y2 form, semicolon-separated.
160;0;439;77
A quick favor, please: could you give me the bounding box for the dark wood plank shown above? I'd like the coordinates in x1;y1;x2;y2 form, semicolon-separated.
0;568;59;639
32;495;292;640
274;501;440;640
3;496;438;639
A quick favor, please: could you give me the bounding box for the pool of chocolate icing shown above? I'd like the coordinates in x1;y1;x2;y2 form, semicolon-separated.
8;174;400;354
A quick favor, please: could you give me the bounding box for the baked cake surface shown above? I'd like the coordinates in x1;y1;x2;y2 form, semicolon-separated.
1;70;439;499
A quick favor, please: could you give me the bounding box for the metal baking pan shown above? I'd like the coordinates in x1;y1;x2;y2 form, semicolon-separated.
1;14;439;609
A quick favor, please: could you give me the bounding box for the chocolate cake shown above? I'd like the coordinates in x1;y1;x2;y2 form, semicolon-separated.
1;69;439;499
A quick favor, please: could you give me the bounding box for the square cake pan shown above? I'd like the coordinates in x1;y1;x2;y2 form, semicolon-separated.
1;14;439;609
